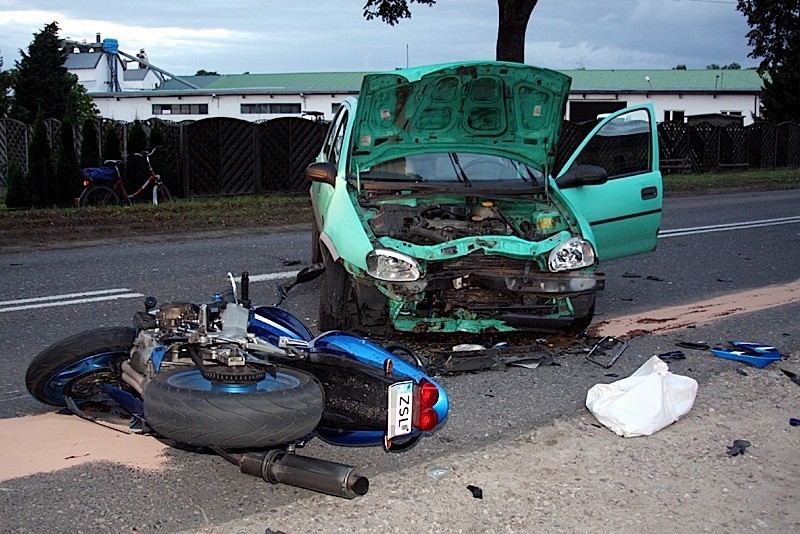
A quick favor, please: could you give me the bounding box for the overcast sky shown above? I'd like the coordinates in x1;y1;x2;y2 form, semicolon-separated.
0;0;756;75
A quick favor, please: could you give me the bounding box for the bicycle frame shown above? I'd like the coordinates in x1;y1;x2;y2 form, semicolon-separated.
79;147;169;207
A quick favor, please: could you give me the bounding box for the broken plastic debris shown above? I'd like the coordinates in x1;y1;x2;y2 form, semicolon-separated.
676;341;710;351
657;350;686;362
466;485;483;499
586;336;628;369
427;467;451;481
726;439;751;456
781;369;800;387
789;418;799;427
452;344;485;352
711;342;782;368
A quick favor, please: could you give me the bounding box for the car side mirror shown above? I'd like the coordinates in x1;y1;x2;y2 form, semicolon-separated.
555;164;608;189
306;162;337;186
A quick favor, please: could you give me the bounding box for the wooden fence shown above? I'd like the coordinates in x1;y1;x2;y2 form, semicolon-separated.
1;117;799;195
0;116;327;197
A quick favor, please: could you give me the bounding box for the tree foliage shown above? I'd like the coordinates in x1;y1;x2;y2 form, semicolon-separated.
362;0;539;63
126;119;149;188
10;22;96;123
195;69;220;76
737;0;800;122
705;62;742;69
0;54;14;118
26;114;56;207
362;0;435;25
80;117;100;168
55;117;81;206
4;163;31;208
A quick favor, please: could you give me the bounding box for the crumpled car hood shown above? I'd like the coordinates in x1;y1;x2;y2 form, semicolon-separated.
350;62;572;173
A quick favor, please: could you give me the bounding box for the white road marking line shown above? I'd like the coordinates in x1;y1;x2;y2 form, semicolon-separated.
0;293;144;313
0;288;133;307
659;215;800;238
243;270;300;282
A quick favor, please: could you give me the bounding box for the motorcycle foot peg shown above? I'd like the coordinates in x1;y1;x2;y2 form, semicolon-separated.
240;450;369;499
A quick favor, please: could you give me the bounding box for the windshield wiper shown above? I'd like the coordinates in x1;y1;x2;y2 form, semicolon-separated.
448;153;471;187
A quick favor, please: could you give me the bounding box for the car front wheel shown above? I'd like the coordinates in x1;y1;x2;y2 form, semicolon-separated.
318;256;357;332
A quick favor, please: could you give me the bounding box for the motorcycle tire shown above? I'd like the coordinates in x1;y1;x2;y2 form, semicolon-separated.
25;326;136;406
79;184;119;207
318;256;357;332
143;366;325;448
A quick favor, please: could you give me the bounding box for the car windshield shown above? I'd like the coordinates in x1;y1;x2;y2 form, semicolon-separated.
359;152;543;186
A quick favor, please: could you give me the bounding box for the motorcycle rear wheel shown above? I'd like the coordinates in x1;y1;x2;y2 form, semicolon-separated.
25;327;136;406
143;366;325;448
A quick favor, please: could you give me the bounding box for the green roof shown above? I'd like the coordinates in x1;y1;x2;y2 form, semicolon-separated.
157;68;762;94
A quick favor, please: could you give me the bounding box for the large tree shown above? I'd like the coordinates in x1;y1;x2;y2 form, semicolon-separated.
363;0;539;63
11;22;95;123
737;0;800;122
0;54;14;118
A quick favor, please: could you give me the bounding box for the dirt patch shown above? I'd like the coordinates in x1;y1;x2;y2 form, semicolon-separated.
193;368;800;533
0;412;169;481
593;278;800;338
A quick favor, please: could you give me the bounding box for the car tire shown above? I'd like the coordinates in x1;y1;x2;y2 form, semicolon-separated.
319;256;357;332
311;219;322;264
568;293;596;332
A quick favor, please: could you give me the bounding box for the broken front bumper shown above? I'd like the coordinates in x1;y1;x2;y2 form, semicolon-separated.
382;271;604;333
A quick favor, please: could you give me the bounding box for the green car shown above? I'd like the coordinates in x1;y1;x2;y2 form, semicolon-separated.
307;61;661;334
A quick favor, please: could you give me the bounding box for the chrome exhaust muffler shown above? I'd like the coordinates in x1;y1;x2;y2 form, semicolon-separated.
235;450;369;499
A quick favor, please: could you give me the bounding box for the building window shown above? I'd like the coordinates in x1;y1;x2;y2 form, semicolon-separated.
569;101;627;122
331;103;342;115
241;103;301;114
153;104;208;115
721;110;743;116
664;110;685;122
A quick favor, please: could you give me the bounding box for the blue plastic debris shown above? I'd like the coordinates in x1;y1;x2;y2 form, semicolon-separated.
710;341;782;369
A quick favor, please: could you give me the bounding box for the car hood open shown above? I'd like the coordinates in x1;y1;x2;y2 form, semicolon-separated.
350;62;571;173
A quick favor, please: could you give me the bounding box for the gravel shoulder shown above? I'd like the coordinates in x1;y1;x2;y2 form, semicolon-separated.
193;368;799;533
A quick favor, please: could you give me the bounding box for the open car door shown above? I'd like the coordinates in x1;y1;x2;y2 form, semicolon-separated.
553;104;662;261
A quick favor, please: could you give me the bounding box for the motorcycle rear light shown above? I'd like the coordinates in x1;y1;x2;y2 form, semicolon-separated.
418;379;439;408
82;180;90;187
415;408;438;432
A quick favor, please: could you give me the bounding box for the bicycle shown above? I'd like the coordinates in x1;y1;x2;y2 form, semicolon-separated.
78;147;173;207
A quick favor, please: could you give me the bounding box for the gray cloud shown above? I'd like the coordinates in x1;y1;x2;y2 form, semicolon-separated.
0;0;756;75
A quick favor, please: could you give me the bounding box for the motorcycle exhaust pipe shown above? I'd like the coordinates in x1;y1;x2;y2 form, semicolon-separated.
238;450;369;499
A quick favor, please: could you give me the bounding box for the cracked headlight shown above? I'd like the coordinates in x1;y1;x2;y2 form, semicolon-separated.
548;237;596;272
366;249;421;281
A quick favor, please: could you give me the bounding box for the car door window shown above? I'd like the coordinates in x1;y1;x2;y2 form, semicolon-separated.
325;109;349;165
572;109;652;179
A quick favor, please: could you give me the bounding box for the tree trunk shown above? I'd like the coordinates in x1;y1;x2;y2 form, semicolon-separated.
496;0;538;63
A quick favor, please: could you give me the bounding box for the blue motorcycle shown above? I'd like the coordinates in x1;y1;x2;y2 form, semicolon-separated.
25;268;449;498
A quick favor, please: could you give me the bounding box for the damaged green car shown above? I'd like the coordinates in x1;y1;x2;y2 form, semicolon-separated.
307;61;662;333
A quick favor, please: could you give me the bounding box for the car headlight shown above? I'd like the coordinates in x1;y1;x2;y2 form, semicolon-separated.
366;249;421;281
548;237;596;272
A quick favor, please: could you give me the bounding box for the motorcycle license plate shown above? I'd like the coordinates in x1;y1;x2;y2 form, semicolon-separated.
387;381;413;439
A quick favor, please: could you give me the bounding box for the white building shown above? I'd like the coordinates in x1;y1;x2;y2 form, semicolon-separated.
63;35;162;93
66;41;762;125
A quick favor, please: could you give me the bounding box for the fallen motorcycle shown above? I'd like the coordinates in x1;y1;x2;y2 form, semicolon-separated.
25;269;449;498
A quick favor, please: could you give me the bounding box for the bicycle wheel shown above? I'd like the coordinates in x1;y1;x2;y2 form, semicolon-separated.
79;184;119;207
152;184;173;205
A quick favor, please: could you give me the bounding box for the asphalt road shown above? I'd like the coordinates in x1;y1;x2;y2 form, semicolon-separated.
1;189;799;533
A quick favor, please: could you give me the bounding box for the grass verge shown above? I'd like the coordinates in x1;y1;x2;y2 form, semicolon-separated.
1;168;797;250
